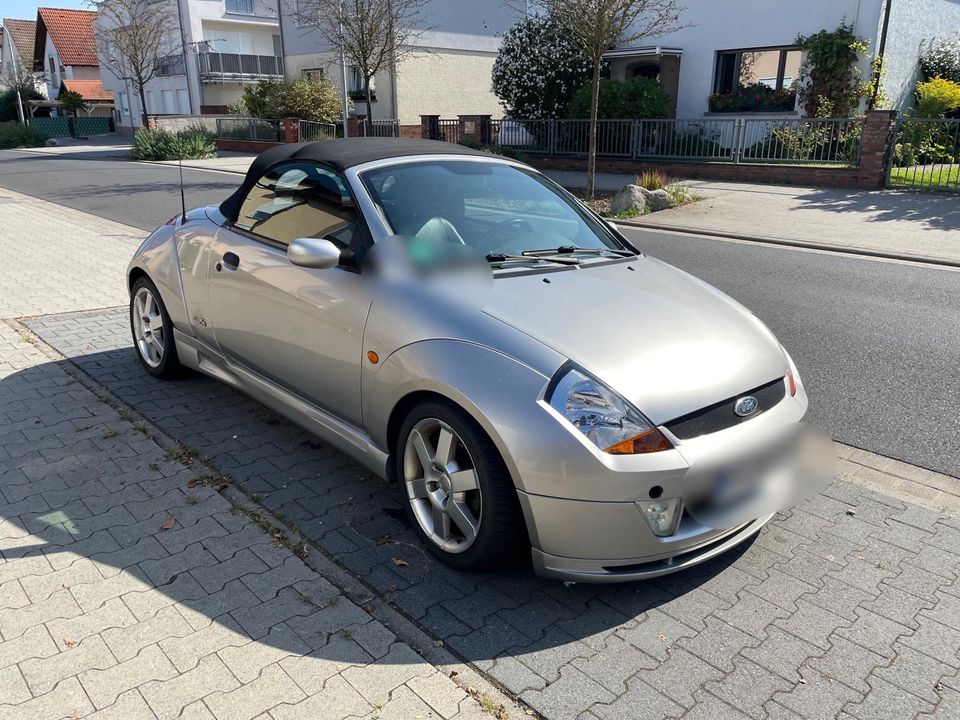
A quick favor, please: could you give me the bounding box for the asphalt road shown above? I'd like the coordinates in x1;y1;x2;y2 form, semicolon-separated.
2;149;957;478
0;150;238;230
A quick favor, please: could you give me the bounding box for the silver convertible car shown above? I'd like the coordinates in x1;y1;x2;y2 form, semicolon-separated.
128;139;827;582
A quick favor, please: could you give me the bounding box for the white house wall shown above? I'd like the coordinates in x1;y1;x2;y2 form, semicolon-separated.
622;0;886;118
882;0;960;110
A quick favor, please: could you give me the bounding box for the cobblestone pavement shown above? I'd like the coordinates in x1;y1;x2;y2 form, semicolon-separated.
0;189;143;317
0;193;494;720
17;306;960;720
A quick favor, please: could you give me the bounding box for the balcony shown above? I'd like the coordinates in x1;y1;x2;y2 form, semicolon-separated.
198;53;284;84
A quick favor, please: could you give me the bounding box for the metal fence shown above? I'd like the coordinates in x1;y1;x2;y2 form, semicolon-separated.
429;116;863;166
887;117;960;193
360;119;400;137
215;117;282;142
299;120;337;142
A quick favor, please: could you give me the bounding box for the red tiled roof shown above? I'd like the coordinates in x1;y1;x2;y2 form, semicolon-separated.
36;8;99;67
61;79;113;102
2;18;37;68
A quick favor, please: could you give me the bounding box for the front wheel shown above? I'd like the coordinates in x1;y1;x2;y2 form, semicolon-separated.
129;276;183;379
396;401;527;571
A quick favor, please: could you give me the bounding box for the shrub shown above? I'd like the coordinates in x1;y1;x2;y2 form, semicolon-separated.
636;169;668;191
457;136;526;162
708;83;796;113
919;35;960;84
241;78;344;122
131;124;216;160
0;121;49;149
492;15;593;120
795;24;870;116
915;77;960;118
0;87;44;122
568;77;669;119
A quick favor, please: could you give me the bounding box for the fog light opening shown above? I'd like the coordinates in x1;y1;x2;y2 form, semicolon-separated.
637;497;684;538
648;485;663;499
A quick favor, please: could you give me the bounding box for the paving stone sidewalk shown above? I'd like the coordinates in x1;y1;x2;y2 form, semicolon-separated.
4;193;960;720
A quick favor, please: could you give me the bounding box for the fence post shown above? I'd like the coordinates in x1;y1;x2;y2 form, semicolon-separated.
548;119;557;155
631;119;640;159
857;110;898;189
732;118;743;164
420;115;439;140
281;117;299;143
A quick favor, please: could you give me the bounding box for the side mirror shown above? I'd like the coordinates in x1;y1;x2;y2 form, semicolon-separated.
288;237;342;269
606;219;619;231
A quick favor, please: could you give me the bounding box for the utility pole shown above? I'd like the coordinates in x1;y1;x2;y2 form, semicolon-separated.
339;0;350;137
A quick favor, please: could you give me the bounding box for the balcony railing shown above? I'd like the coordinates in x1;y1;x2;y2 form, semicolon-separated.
198;52;285;83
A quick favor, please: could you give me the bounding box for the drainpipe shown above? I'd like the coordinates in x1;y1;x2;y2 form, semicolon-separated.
870;0;893;109
275;0;287;77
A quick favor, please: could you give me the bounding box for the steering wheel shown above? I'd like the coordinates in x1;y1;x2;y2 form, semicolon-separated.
480;218;534;251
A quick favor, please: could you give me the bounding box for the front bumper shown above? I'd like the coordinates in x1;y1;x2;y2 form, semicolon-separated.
515;373;818;583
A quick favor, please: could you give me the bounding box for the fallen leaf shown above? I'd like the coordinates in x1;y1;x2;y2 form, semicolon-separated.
449;670;459;678
63;638;77;648
798;678;807;685
433;639;444;647
187;478;201;488
387;584;398;593
160;516;176;530
392;557;409;568
214;483;228;492
375;534;393;545
658;633;668;642
845;508;856;516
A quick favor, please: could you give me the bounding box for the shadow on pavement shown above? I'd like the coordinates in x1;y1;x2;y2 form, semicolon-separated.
8;309;756;666
792;186;960;233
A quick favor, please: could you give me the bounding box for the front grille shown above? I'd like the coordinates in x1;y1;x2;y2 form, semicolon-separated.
665;378;786;440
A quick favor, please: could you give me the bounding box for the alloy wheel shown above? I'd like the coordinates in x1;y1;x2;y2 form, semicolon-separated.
132;286;165;368
402;417;482;553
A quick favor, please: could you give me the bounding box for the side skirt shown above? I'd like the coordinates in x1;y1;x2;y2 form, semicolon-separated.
174;329;390;478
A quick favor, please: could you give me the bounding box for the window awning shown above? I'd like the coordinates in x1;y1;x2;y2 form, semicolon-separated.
602;46;683;60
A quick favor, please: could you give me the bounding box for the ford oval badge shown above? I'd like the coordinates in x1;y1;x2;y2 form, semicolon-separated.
734;396;759;417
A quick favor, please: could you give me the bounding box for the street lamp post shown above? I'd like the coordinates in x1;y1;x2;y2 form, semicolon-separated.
339;0;350;137
2;25;27;124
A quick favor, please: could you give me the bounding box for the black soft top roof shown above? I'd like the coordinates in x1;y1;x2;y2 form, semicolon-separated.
218;138;495;222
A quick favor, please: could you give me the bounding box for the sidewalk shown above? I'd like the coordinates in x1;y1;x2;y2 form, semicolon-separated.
0;195;495;720
3;189;960;720
545;170;960;266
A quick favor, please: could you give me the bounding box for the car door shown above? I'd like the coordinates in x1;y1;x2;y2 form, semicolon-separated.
207;160;371;426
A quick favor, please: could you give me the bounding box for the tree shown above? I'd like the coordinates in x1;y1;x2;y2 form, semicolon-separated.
290;0;429;125
0;76;44;123
919;34;960;85
93;0;181;129
795;24;870;117
241;78;347;122
492;16;593;119
58;89;88;118
524;0;686;199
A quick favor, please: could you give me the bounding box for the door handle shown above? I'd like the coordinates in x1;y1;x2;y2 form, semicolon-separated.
221;252;240;271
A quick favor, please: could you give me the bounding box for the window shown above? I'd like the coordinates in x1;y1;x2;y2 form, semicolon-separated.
236;162;358;247
272;34;282;57
156;53;185;77
302;68;324;82
361;161;621;256
714;47;801;94
225;0;254;14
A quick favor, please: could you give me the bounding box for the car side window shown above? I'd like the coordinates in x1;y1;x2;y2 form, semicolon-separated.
235;162;358;247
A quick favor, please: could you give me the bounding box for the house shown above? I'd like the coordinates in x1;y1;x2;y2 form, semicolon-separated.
1;18;38;89
33;8;113;117
604;0;960;118
96;0;284;130
280;0;524;126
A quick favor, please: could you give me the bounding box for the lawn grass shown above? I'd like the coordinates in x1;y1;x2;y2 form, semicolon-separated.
889;164;960;190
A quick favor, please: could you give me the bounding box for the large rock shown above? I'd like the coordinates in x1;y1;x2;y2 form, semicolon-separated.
44;138;59;147
641;187;670;212
609;184;647;216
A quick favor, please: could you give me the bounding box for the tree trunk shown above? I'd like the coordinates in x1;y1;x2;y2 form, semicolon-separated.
137;83;150;130
364;76;374;136
587;61;601;201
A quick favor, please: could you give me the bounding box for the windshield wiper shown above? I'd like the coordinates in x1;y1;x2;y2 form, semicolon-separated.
522;245;634;258
485;252;580;266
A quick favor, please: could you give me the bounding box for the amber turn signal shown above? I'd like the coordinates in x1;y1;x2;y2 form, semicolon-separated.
367;350;379;364
605;428;673;455
787;372;797;397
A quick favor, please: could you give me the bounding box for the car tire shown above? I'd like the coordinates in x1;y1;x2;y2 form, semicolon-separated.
395;400;527;571
129;276;183;379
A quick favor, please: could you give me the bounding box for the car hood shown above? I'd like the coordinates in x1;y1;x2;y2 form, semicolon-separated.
482;256;789;425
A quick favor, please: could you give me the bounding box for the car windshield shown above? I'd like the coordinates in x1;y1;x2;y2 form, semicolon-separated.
360;160;627;260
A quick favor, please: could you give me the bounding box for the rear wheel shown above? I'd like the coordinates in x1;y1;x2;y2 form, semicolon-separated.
396;400;526;571
129;276;183;379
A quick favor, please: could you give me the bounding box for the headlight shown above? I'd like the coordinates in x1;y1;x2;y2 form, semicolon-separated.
547;366;673;454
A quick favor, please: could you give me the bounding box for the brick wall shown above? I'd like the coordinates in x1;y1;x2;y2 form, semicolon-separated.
215;138;283;153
